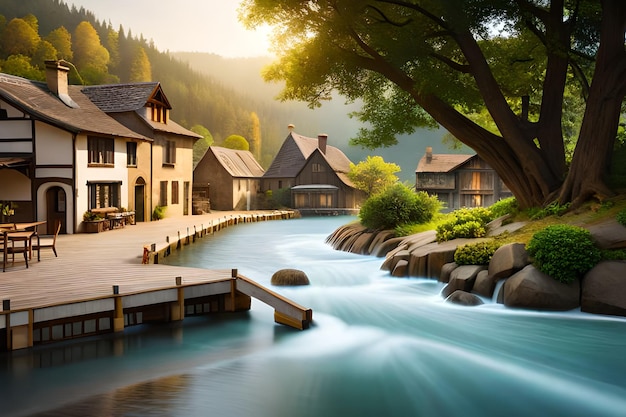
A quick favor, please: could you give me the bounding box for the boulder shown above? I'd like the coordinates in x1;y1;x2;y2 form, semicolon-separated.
442;265;487;298
488;243;530;280
586;219;626;249
367;230;396;255
391;260;409;277
439;262;459;283
373;236;406;257
581;261;626;317
445;290;484;306
407;238;480;279
381;249;410;272
349;231;377;255
503;265;580;310
472;269;494;298
271;269;310;286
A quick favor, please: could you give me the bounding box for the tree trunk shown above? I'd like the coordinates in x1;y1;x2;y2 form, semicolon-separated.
559;0;626;207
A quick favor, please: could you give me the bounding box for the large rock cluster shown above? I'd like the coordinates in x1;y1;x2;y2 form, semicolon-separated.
326;218;626;317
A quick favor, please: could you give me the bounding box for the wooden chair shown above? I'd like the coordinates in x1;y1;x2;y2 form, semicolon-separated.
2;230;31;272
33;220;61;261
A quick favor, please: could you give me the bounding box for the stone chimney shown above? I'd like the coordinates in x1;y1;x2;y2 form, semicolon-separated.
426;146;433;163
44;60;79;108
317;134;328;154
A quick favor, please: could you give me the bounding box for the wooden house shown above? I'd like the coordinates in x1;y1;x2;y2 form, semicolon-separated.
415;147;512;210
194;146;265;211
0;61;150;234
263;126;365;213
83;81;201;219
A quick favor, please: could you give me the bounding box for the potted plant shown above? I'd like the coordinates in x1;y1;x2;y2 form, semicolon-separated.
152;205;166;220
1;201;16;223
82;211;105;233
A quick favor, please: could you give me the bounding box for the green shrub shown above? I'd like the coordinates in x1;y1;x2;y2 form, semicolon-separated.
454;240;502;265
489;197;518;218
526;201;570;220
359;184;441;230
616;208;626;227
152;205;166;220
436;207;494;242
526;224;601;284
82;211;102;221
600;248;626;261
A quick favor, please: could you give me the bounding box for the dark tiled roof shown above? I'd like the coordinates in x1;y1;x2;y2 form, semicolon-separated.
83;83;200;140
82;82;162;112
209;146;265;178
263;132;352;178
0;73;148;140
416;153;474;173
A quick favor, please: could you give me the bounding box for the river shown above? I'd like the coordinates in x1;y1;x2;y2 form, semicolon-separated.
2;216;626;417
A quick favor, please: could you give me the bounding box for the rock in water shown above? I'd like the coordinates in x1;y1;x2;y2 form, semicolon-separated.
271;269;310;286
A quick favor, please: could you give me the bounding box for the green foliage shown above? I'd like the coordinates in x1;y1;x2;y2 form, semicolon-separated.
526;224;601;284
1;18;39;57
152;205;166;220
616;208;626;227
394;218;441;237
489;197;518;218
525;201;571;220
600;248;626;261
454;240;502;265
191;125;213;167
129;46;151;82
359;183;441;230
223;134;249;151
348;155;400;197
436;207;494;242
82;211;102;221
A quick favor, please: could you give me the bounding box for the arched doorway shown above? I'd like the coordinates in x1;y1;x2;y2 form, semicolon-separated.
45;187;67;234
134;177;146;222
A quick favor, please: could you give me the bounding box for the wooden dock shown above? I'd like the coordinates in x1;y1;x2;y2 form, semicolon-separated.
0;210;313;351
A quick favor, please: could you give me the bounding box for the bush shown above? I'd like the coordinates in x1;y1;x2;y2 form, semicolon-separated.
526;224;602;284
489;197;518;218
616;208;626;227
526;201;570;220
454;240;502;265
436;207;494;242
83;211;102;221
152;205;166;220
359;184;441;230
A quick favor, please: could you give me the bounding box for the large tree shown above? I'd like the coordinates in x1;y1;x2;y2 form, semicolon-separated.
240;0;626;209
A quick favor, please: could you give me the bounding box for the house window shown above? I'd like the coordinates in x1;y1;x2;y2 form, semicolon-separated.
127;142;137;167
172;181;179;204
87;181;121;209
164;140;176;165
88;136;114;166
312;163;324;173
160;181;168;206
319;193;333;208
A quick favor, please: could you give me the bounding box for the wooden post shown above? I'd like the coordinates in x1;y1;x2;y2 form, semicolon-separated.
113;287;124;332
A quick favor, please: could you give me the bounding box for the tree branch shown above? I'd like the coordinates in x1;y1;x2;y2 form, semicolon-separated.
429;52;471;73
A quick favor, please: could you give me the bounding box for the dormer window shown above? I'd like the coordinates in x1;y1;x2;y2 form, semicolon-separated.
150;103;167;123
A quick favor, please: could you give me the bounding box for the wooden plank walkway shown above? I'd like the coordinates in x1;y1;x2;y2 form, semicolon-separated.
0;210;312;349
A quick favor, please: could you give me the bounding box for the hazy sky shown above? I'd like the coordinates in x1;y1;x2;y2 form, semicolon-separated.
65;0;273;57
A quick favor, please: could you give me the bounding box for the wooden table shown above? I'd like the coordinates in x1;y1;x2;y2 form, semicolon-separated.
1;222;46;269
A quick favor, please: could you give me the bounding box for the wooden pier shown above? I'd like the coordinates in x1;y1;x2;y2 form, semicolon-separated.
0;210;312;351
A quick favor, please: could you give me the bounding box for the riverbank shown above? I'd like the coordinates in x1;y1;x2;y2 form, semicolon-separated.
326;213;626;316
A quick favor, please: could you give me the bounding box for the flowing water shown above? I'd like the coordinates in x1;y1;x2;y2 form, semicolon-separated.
2;216;626;417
